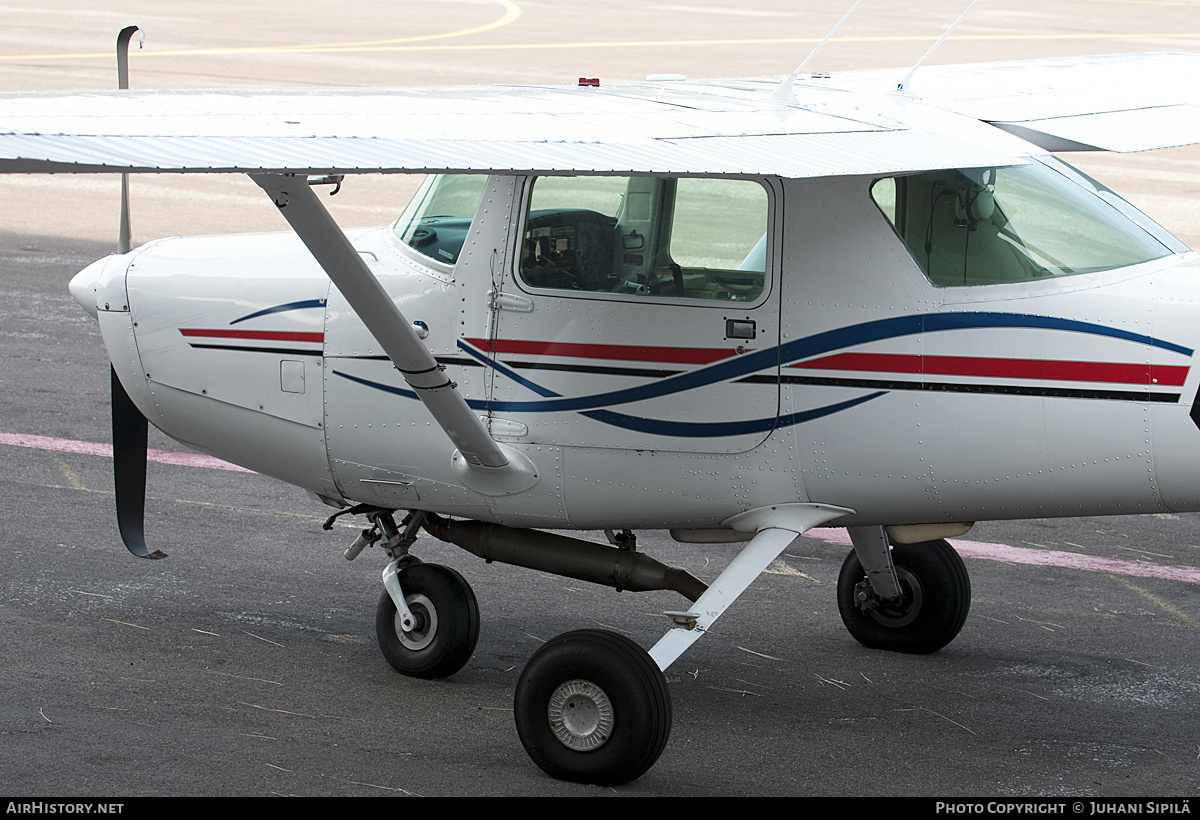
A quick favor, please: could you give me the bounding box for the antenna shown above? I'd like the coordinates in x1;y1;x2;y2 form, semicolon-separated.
896;0;982;95
771;0;864;103
116;25;143;254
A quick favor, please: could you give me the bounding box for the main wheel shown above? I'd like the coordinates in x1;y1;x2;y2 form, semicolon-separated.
837;538;970;654
375;563;479;679
514;629;671;786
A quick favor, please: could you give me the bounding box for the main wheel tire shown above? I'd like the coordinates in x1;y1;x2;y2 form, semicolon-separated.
514;629;671;786
375;563;479;679
837;538;970;654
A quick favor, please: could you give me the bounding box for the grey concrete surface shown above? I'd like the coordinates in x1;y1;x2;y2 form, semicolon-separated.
1;0;1198;797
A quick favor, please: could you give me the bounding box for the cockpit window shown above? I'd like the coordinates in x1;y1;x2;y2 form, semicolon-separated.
518;175;768;301
870;158;1173;287
393;174;488;265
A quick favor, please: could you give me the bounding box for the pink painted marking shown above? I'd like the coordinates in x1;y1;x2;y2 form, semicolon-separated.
0;432;254;473
8;430;1198;583
802;527;1200;585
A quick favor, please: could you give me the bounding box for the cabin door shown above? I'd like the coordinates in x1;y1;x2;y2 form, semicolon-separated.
475;174;782;455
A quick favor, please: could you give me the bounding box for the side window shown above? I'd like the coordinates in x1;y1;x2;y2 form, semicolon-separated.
518;175;768;301
870;161;1170;287
393;174;488;266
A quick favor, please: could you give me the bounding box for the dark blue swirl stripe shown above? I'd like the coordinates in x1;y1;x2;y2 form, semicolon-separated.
333;311;1192;437
456;312;1192;414
230;298;327;325
333;369;419;401
580;392;885;437
330;369;883;437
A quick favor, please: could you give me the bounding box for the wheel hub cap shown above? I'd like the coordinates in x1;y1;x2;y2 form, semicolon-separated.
395;593;437;651
547;679;614;751
866;566;923;628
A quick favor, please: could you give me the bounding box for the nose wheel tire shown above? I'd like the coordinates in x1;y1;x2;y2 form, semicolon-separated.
514;629;671;786
375;563;479;679
836;538;970;654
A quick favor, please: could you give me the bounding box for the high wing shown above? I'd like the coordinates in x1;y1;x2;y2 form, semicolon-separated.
843;52;1200;153
1;53;1198;178
0;80;1029;177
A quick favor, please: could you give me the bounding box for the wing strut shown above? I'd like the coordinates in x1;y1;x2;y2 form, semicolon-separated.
251;173;538;497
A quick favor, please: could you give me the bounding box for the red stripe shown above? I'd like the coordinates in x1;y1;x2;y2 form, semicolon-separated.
180;329;324;344
464;338;736;365
790;353;1188;386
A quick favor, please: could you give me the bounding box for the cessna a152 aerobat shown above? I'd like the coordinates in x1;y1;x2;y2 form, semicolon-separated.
2;43;1200;784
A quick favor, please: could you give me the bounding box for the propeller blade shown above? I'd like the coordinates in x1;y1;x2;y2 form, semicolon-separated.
111;366;165;559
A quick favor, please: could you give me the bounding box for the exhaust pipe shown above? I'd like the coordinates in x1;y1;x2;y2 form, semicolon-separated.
422;514;707;602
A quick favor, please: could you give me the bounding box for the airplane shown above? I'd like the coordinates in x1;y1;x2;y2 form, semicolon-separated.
2;41;1200;785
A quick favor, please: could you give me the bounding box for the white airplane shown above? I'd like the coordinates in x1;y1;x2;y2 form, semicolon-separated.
2;47;1200;785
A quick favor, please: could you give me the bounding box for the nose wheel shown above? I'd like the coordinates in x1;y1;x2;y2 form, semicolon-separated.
836;538;971;654
375;563;480;679
514;629;671;786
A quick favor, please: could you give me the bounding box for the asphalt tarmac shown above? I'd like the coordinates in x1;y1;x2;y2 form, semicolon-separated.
1;0;1199;798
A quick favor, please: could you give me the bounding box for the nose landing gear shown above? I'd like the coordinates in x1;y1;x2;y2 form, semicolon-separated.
335;508;481;679
376;562;479;679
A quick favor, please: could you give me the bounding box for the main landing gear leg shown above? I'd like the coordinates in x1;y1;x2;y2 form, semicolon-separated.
513;502;853;786
648;503;854;671
837;526;971;654
846;525;901;600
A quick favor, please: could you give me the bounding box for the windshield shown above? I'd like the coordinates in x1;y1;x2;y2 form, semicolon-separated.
392;174;488;265
870;158;1173;287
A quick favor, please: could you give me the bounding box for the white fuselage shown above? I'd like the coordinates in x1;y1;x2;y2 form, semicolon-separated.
73;169;1200;534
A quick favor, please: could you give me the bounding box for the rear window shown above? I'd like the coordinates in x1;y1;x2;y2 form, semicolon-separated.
870;158;1171;287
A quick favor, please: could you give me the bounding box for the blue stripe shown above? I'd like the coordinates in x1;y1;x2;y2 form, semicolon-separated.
334;311;1192;438
458;313;1192;414
581;393;885;437
921;312;1191;356
331;369;884;436
230;298;327;325
459;341;795;435
333;370;419;401
458;340;559;398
